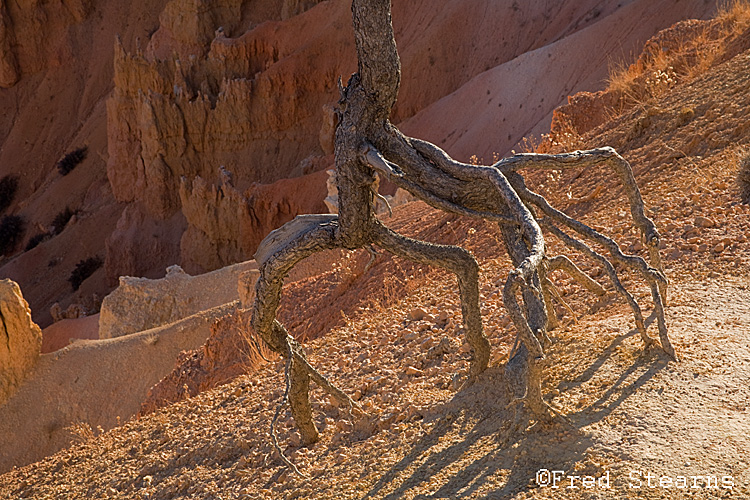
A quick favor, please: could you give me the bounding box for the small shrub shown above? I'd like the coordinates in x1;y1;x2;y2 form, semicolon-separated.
0;214;25;255
57;146;88;176
0;175;19;213
739;151;750;204
52;207;76;234
69;256;103;291
25;232;52;251
676;107;695;127
717;0;750;31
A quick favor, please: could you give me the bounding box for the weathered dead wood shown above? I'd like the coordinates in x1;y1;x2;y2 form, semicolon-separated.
250;0;675;474
370;222;490;378
547;255;607;297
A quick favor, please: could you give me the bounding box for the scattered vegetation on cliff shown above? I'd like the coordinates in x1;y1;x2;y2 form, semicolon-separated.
0;215;26;256
68;256;103;291
56;147;88;176
52;207;76;235
25;232;52;251
0;175;19;214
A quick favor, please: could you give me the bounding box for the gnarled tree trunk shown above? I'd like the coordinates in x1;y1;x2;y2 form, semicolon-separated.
250;0;673;471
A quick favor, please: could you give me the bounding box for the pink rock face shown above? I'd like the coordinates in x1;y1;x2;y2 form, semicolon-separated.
0;0;92;88
108;0;658;220
178;168;329;274
398;0;716;163
41;315;100;354
106;0;356;219
105;204;187;286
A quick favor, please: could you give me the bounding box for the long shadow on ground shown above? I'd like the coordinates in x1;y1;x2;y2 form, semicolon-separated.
363;323;671;499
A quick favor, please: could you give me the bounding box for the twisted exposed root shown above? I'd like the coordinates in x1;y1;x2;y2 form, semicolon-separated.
363;145;517;225
508;169;669;317
547;255;606;297
538;265;560;330
252;216;362;471
541;220;665;352
371;222;491;379
496;147;663;272
540;254;607;326
405;141;553;390
281;322;361;414
502;271;545;359
505;344;551;419
270;340;307;477
253;130;674;473
364;245;378;274
504;176;674;359
541;273;578;326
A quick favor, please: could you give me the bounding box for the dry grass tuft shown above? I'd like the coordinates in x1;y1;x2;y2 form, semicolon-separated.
66;422;97;444
606;0;750;106
716;0;750;30
523;118;583;154
606;50;673;104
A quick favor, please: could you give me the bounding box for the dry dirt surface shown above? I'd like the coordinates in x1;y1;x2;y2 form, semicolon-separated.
0;260;747;499
3;6;750;500
40;315;99;354
0;303;235;473
2;147;749;498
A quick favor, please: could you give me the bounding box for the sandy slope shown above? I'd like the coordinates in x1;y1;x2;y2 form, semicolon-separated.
1;256;746;498
41;314;99;353
3;3;750;499
0;303;234;473
399;0;716;163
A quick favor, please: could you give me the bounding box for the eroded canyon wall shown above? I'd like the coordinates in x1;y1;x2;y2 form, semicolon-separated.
1;0;717;326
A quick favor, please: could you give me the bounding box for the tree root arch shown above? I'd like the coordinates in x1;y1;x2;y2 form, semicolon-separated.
248;0;676;475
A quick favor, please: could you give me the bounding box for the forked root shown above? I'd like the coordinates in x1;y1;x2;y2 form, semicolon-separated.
503;168;674;360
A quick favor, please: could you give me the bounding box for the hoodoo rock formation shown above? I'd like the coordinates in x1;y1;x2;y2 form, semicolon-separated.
106;1;353;219
178;169;328;274
0;279;41;404
0;0;92;88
